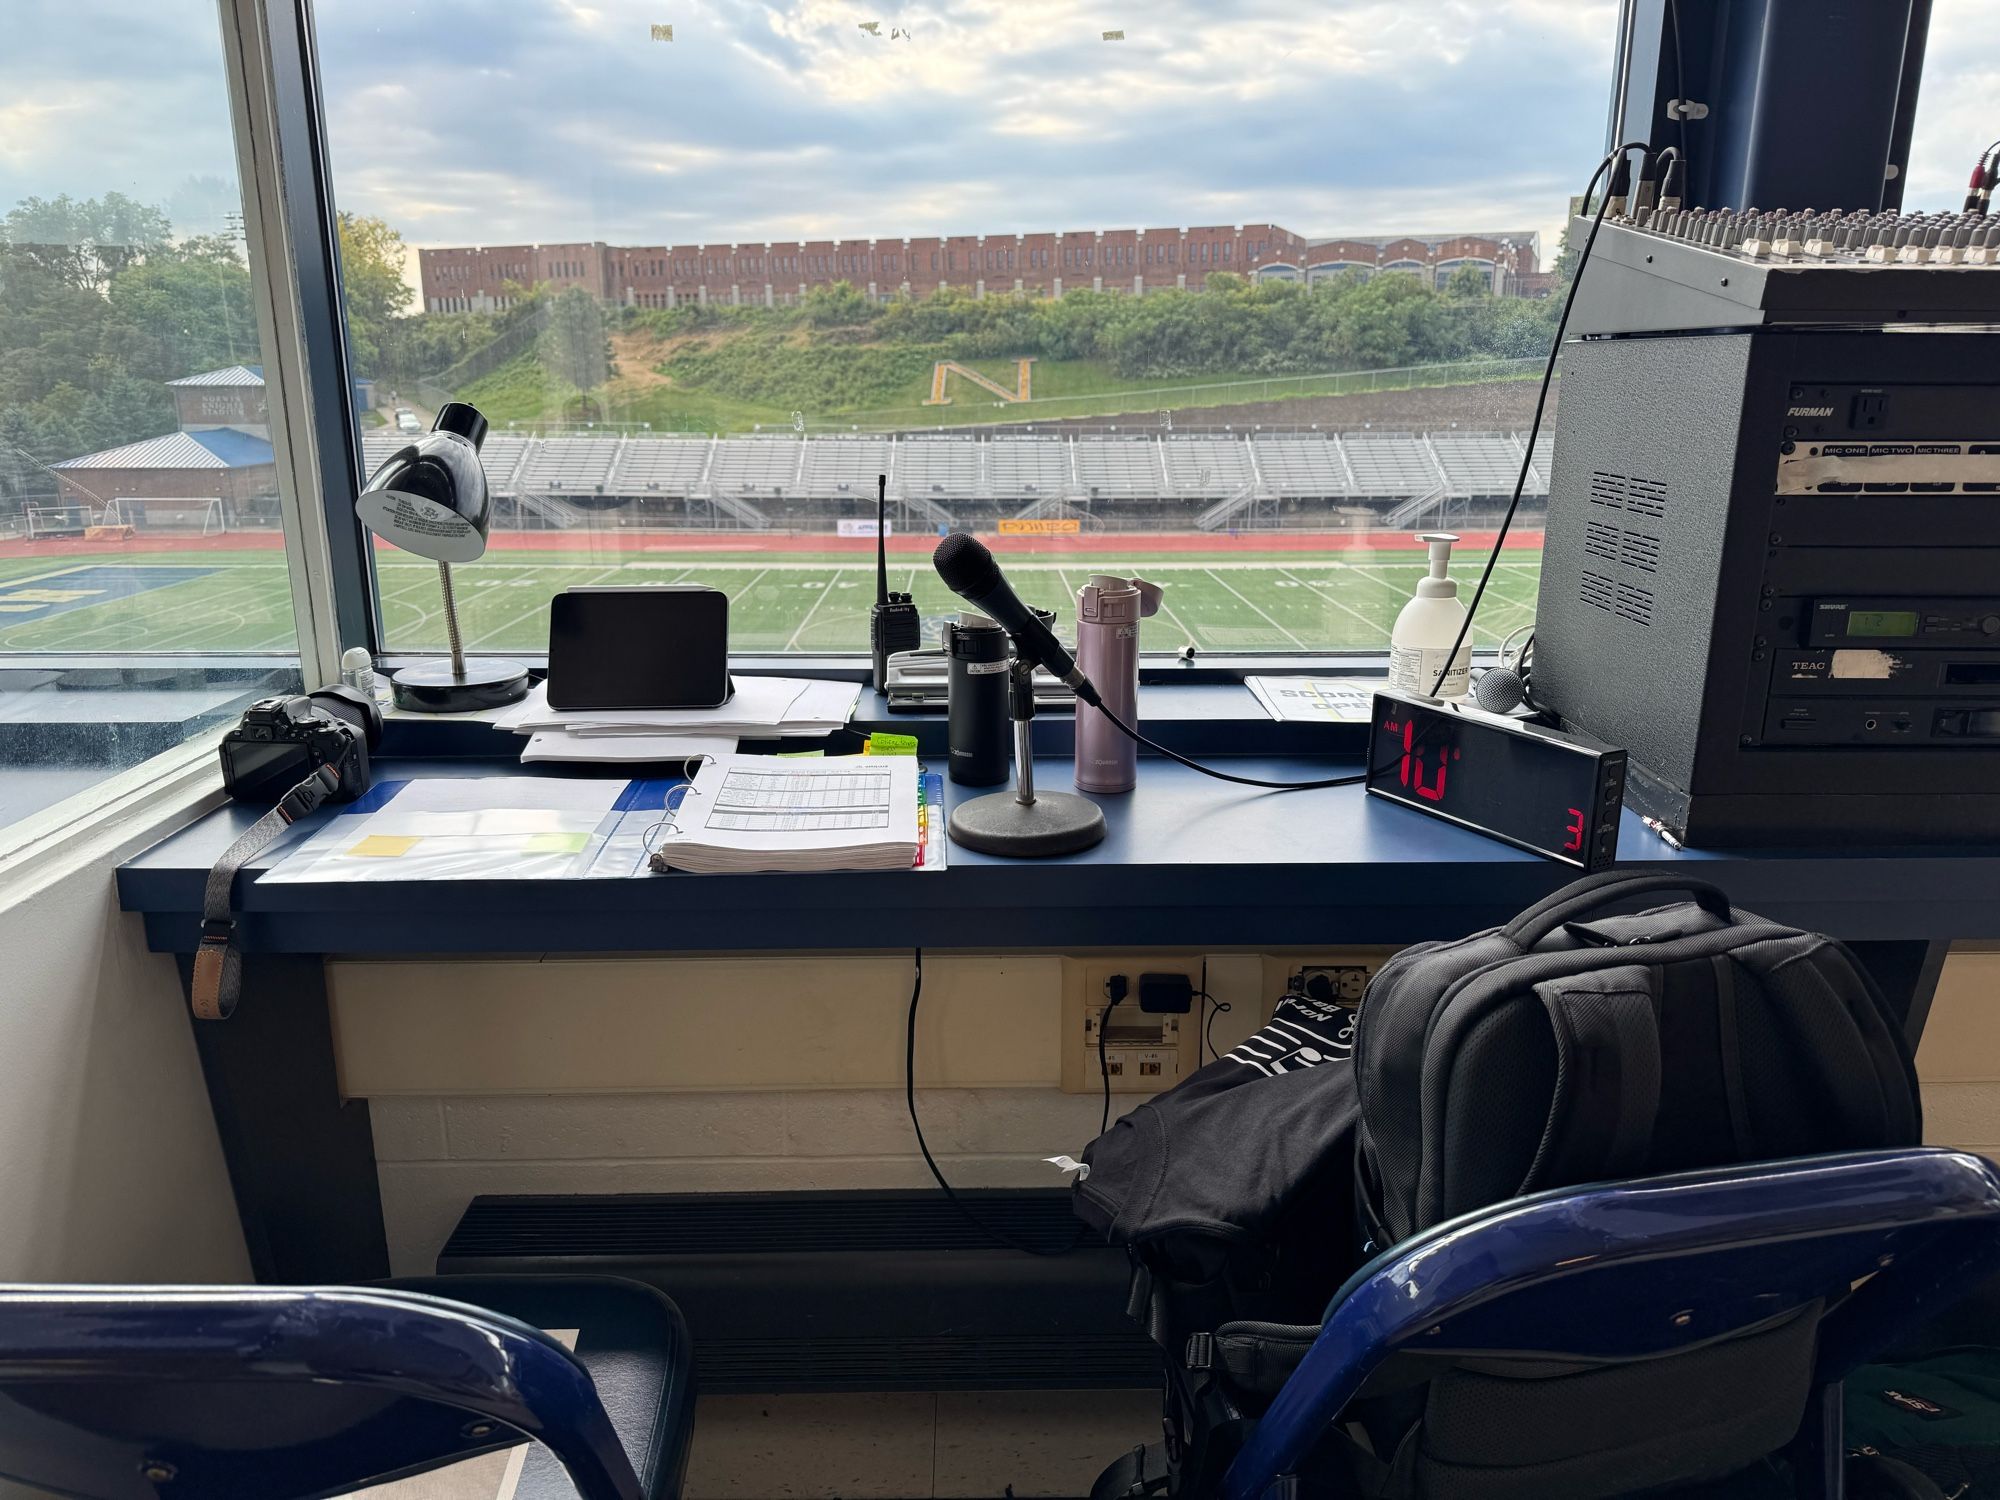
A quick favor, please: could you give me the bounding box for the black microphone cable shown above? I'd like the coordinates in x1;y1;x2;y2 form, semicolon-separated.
1423;139;1652;701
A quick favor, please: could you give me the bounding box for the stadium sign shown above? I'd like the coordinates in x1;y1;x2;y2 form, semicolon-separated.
837;518;892;539
998;518;1082;536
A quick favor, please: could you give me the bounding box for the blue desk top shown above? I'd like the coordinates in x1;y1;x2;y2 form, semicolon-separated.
116;748;2000;956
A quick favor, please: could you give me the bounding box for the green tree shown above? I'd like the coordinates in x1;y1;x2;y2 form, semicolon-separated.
106;236;259;378
801;280;875;329
536;286;613;393
336;212;414;378
1443;263;1493;300
1;193;172;289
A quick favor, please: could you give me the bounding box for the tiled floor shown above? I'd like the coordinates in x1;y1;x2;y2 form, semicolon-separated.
683;1389;1159;1499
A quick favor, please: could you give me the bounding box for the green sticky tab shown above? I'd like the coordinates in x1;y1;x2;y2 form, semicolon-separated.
866;732;920;756
523;832;591;854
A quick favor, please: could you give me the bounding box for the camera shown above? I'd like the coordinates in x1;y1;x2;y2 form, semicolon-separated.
219;686;382;805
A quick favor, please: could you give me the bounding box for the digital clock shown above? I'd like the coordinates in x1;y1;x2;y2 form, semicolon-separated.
1365;689;1627;869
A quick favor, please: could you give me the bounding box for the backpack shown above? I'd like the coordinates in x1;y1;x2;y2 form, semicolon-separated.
1355;870;1921;1249
1079;870;1924;1498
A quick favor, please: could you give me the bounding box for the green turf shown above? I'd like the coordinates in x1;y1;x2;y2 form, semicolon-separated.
0;545;1544;657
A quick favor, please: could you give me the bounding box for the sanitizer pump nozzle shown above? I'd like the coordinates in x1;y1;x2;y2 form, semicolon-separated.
1386;531;1471;700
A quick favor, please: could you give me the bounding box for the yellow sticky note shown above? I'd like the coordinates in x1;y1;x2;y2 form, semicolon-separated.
349;835;419;858
865;733;919;757
524;832;591;854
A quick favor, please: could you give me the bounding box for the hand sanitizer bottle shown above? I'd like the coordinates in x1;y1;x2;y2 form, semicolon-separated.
1386;532;1471;700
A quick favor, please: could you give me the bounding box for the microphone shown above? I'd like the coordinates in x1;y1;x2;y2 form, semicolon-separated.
932;533;1101;705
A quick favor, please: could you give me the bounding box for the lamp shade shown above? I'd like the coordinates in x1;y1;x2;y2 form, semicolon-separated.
355;401;493;563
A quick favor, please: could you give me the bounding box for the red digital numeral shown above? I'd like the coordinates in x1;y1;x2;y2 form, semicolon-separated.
1562;807;1586;853
1402;721;1449;803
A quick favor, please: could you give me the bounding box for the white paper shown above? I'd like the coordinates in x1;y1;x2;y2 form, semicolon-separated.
262;779;629;883
1245;675;1378;724
493;677;817;733
381;778;627;815
522;732;736;765
651;754;919;873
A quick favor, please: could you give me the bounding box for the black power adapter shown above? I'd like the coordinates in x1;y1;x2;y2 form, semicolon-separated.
1138;972;1195;1014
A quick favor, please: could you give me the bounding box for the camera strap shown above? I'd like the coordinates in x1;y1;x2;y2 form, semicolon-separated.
192;764;342;1021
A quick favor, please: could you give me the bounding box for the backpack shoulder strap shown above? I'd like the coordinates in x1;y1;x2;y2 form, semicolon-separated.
1524;968;1663;1190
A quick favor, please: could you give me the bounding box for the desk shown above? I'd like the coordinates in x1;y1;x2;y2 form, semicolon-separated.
117;714;1998;1282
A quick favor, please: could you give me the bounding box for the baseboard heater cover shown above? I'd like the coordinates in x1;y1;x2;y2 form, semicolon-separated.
436;1189;1161;1394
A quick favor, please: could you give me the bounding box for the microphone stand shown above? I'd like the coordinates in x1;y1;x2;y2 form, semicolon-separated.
947;643;1107;857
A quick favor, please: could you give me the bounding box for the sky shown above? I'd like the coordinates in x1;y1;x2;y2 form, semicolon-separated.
3;0;1998;297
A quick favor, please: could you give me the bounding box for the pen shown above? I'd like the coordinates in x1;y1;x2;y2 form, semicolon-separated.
1641;816;1684;851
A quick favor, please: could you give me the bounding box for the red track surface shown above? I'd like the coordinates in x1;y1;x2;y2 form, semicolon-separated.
0;526;1546;562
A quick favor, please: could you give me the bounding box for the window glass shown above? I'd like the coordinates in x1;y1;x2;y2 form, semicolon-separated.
318;3;1617;658
0;2;301;833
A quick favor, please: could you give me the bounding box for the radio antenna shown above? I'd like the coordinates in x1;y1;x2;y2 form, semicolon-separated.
875;472;890;607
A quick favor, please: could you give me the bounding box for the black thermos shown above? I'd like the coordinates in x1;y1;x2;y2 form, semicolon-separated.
946;612;1012;786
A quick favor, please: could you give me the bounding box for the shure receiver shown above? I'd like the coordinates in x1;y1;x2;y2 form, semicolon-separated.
1533;206;2000;846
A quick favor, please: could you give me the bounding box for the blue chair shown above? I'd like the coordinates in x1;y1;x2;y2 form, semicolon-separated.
1222;1149;2000;1500
0;1274;695;1499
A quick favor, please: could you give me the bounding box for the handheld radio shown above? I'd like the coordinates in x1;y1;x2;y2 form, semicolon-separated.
868;472;921;693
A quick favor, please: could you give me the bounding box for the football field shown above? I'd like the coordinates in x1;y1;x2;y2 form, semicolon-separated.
0;543;1545;656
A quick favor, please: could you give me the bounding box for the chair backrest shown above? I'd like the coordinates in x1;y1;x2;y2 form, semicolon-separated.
0;1285;644;1500
1223;1149;2000;1500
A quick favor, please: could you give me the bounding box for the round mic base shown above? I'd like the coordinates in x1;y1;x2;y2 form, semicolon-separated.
949;791;1106;858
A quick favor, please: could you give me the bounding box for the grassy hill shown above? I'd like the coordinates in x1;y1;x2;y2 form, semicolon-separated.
454;301;1541;434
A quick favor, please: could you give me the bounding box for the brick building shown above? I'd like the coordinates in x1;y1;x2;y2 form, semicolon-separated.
419;223;1540;312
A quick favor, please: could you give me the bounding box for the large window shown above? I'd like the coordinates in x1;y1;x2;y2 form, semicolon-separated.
0;1;303;835
315;3;1617;659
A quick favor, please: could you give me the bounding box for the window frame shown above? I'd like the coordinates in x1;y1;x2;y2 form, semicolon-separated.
0;0;353;867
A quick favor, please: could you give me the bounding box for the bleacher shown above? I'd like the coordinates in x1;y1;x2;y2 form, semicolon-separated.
799;438;893;500
609;438;710;497
897;437;986;501
987;437;1072;502
1429;432;1525;496
1073;436;1166;500
1160;436;1254;498
1522;430;1555;496
1250;434;1347;499
479;435;531;494
346;426;1554;532
708;439;805;495
1340;433;1444;499
514;438;620;496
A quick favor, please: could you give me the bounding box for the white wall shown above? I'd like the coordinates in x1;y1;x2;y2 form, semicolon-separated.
0;831;248;1282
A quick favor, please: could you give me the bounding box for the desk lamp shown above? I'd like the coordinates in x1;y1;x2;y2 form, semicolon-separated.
355;401;530;713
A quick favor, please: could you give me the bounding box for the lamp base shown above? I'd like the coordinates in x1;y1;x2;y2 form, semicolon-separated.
948;791;1105;857
390;658;531;714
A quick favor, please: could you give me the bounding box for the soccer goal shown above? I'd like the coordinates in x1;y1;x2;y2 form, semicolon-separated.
24;502;97;540
101;496;227;537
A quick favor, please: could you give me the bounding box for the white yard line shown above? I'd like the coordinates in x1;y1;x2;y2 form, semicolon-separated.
783;569;844;651
464;563;634;649
1206;568;1306;650
1279;567;1398;642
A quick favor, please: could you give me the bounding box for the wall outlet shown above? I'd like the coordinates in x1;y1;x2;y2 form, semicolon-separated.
1259;949;1401;1017
1060;957;1205;1094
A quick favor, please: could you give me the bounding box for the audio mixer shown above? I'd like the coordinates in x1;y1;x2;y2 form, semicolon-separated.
1531;210;2000;846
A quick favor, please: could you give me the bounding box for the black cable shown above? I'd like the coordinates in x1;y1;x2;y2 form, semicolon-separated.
1094;702;1367;792
1201;992;1232;1063
1425;140;1652;700
1664;0;1690;169
1098;978;1120;1136
904;947;1085;1257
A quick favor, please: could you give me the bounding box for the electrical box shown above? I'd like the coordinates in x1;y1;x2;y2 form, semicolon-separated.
1060;958;1205;1095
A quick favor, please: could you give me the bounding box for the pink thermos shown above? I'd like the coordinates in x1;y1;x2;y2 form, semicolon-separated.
1075;573;1163;794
